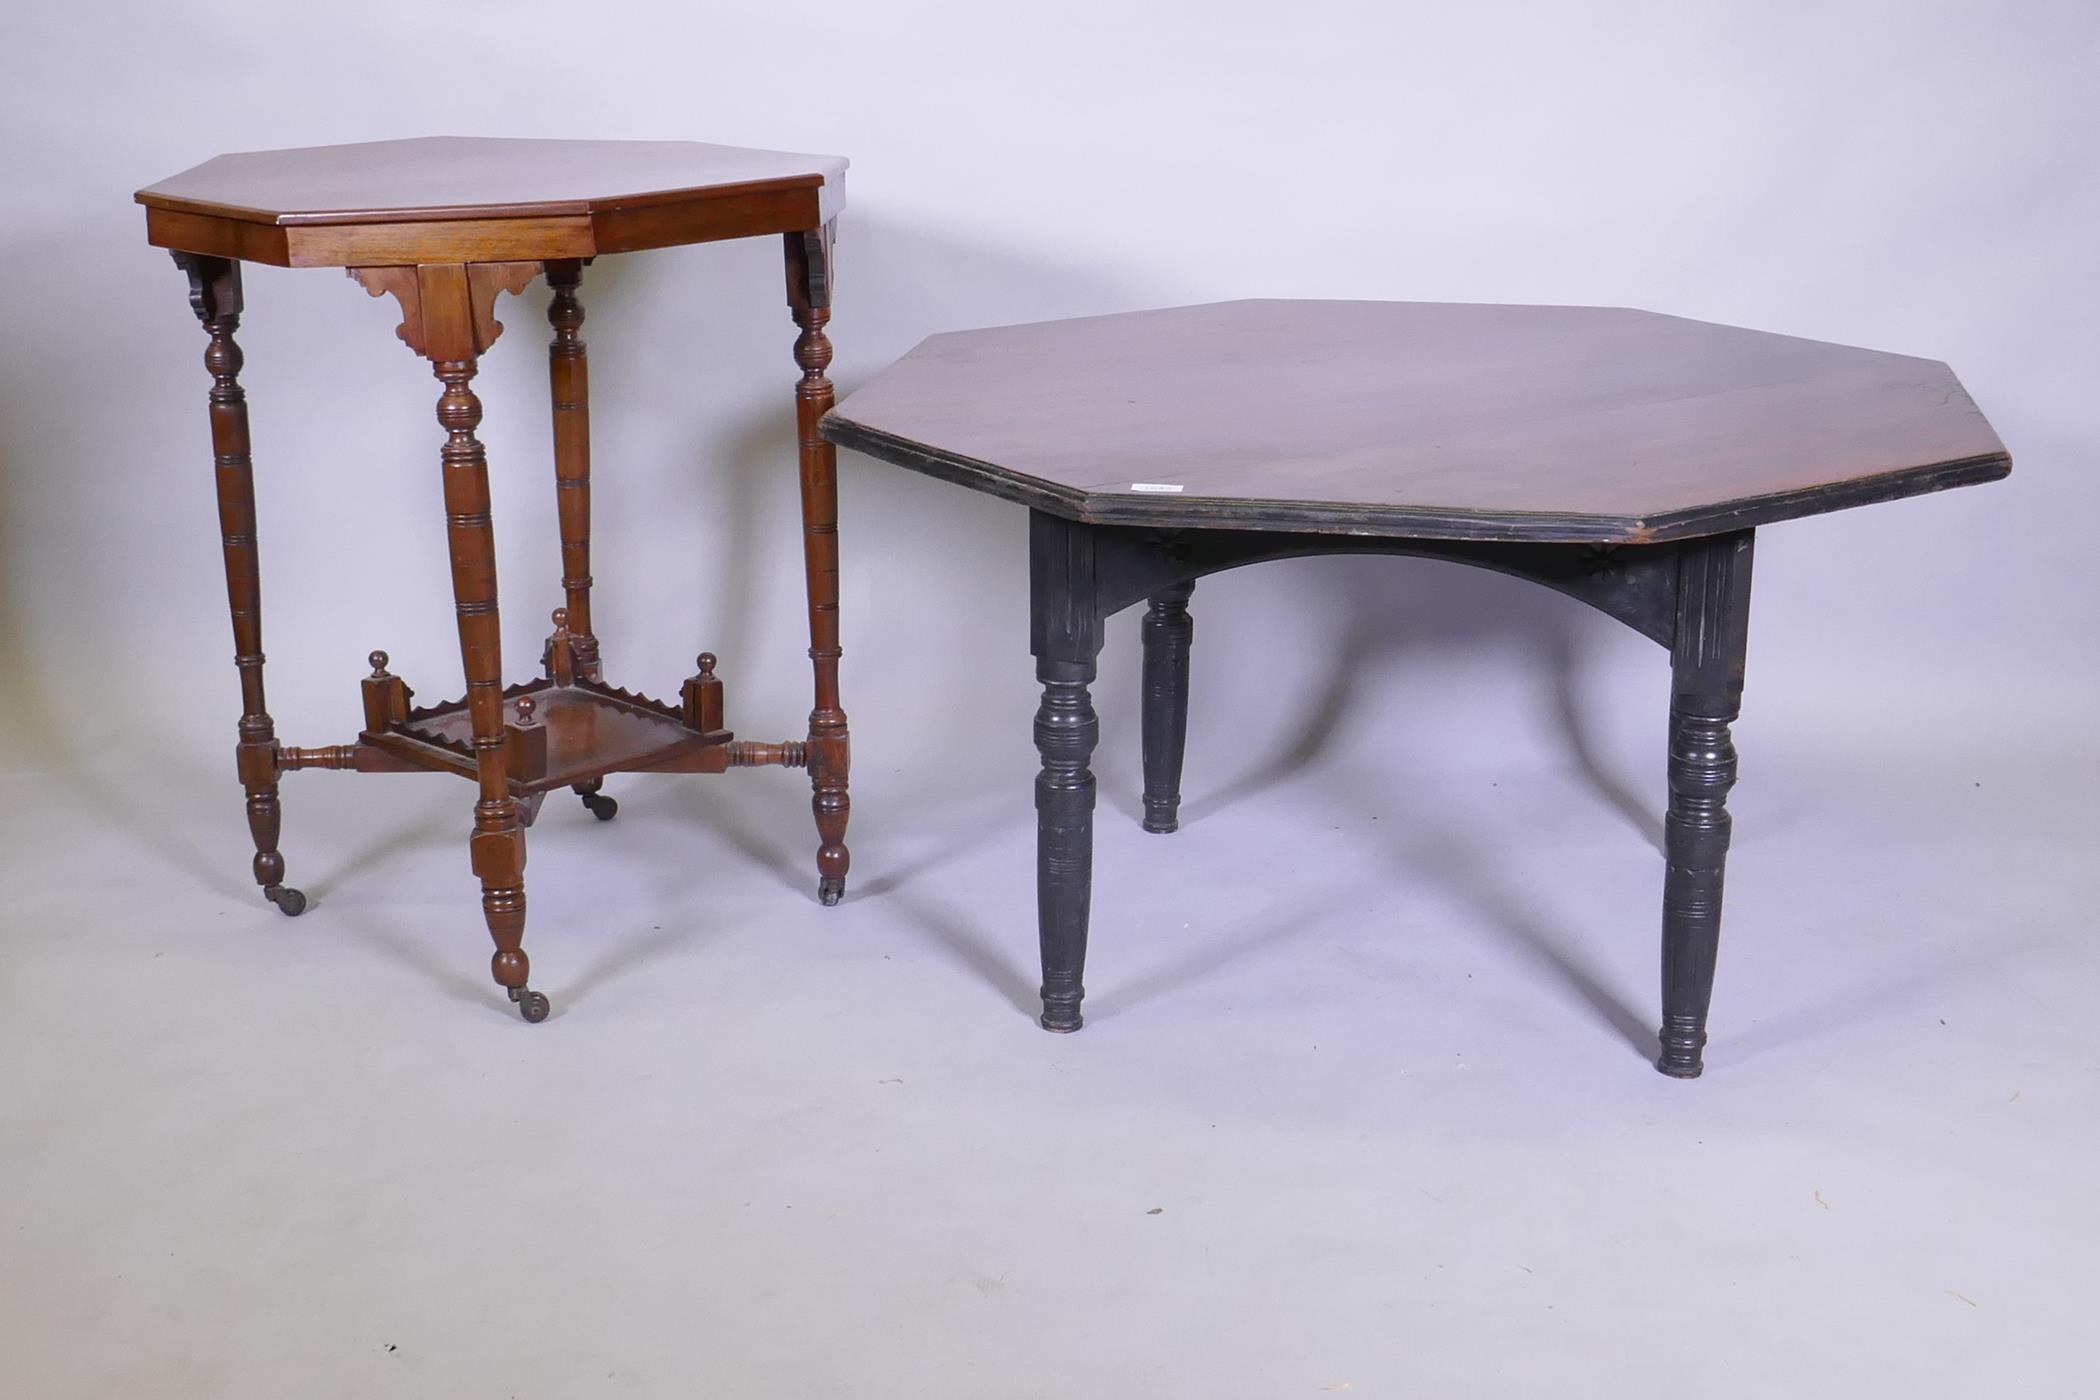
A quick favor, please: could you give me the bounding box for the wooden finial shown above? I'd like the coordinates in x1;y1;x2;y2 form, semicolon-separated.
369;650;391;677
515;695;537;727
683;653;724;734
544;609;576;687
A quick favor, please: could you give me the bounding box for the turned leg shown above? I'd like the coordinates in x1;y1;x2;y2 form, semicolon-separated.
543;260;617;824
786;227;851;905
544;259;601;678
1140;580;1195;833
351;260;547;1018
1031;511;1106;1031
432;352;541;1020
1657;530;1754;1077
173;254;303;917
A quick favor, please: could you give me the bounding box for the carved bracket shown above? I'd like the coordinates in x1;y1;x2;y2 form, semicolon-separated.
348;261;544;360
172;251;243;325
784;222;835;313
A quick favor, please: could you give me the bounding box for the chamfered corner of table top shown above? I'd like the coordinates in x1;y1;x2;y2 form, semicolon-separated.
822;299;2011;545
137;135;848;269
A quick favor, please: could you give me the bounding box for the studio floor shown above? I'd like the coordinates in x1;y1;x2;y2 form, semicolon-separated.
2;718;2094;1398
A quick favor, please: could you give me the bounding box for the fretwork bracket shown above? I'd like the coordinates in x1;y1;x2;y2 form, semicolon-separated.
348;261;544;361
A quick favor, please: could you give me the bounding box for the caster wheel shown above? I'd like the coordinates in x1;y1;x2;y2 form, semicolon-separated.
509;987;550;1023
580;792;618;822
265;885;307;917
818;877;845;907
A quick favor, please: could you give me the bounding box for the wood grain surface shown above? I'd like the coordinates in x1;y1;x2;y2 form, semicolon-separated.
824;300;2009;543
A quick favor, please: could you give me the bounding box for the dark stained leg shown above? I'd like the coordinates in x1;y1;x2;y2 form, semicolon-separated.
1656;530;1754;1077
1031;511;1106;1031
1140;580;1195;833
786;227;851;905
173;254;304;917
433;345;542;1022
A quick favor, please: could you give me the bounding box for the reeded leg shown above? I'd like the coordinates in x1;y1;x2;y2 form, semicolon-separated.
786;227;851;905
1656;531;1754;1077
1140;580;1195;833
1030;511;1107;1031
173;254;303;917
435;350;541;1021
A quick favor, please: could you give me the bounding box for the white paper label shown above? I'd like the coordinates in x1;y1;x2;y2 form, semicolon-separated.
1129;483;1185;493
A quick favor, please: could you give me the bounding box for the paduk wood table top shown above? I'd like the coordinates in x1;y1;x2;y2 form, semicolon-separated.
823;300;2010;543
138;136;846;269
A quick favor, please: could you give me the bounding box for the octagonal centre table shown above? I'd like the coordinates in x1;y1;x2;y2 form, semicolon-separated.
139;137;854;1022
824;299;2010;1077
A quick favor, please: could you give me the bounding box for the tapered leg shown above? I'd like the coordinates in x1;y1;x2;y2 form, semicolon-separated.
1657;530;1754;1077
786;228;851;905
433;350;541;1021
173;254;303;917
1030;511;1106;1031
1140;580;1195;833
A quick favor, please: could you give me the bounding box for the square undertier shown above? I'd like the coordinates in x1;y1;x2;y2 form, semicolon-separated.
375;679;727;793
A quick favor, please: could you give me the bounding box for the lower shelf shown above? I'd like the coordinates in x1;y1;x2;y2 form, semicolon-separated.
367;678;731;794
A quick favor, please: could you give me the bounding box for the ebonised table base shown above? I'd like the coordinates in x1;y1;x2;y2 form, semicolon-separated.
1028;510;1752;1078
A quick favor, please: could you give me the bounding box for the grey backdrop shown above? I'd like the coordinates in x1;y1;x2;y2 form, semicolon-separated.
3;2;2096;1396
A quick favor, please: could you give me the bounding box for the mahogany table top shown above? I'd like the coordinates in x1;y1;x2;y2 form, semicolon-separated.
823;300;2009;543
138;136;846;268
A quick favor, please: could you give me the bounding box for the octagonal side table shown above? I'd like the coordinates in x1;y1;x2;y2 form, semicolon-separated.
138;137;854;1021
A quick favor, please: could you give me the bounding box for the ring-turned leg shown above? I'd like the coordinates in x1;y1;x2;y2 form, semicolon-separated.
544;259;615;824
433;352;542;1021
352;260;546;1019
1657;530;1754;1077
545;258;600;680
173;254;303;917
786;227;851;905
1140;580;1195;833
1031;511;1106;1031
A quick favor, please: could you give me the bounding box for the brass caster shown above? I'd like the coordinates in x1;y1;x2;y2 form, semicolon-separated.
818;876;845;907
264;885;307;917
508;986;551;1023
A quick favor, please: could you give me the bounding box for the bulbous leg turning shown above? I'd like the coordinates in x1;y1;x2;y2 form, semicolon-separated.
1656;704;1736;1077
1654;531;1753;1078
1035;656;1099;1032
250;793;304;915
